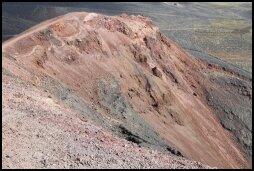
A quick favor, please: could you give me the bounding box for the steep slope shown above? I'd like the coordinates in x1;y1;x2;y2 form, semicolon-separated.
2;74;212;169
3;2;252;72
2;12;251;168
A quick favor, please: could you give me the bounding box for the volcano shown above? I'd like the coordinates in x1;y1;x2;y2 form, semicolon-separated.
2;12;252;169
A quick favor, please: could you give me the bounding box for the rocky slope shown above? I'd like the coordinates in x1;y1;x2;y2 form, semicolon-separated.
2;74;212;169
2;12;252;168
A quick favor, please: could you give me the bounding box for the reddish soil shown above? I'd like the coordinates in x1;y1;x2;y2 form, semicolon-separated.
2;12;251;168
2;74;212;169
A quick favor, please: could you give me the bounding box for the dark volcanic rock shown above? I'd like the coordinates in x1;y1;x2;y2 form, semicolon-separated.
2;12;251;169
206;73;252;159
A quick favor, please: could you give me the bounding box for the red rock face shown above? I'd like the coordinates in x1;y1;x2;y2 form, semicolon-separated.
2;12;251;169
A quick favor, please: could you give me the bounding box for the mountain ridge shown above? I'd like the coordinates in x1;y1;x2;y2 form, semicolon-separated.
2;12;251;169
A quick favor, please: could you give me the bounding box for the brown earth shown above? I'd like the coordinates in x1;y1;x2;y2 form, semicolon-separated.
2;74;212;169
2;12;252;168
